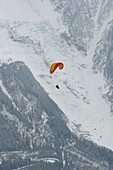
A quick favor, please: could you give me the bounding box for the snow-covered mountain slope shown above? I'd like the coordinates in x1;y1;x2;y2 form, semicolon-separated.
0;0;113;151
0;61;113;170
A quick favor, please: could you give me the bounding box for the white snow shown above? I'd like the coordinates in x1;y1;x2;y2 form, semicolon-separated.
0;80;19;110
41;111;48;125
37;157;59;163
0;80;12;99
0;0;38;22
0;0;113;151
26;0;66;30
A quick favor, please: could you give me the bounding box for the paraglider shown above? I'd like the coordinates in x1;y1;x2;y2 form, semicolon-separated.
49;62;64;89
49;62;64;74
56;85;60;89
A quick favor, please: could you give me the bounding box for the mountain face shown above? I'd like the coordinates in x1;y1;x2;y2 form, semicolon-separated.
50;0;113;52
51;0;95;53
49;0;113;148
0;61;113;169
93;21;113;112
50;0;113;110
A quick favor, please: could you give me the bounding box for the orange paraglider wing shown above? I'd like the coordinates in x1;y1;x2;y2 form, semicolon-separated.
50;62;64;74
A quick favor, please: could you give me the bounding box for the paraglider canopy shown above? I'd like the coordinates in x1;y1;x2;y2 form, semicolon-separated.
49;62;64;74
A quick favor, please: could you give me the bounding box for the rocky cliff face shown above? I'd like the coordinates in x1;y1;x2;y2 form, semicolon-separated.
51;0;113;49
0;61;113;169
93;20;113;112
50;0;113;112
51;0;95;52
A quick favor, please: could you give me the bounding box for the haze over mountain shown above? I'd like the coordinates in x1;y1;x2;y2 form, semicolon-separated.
0;0;113;155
